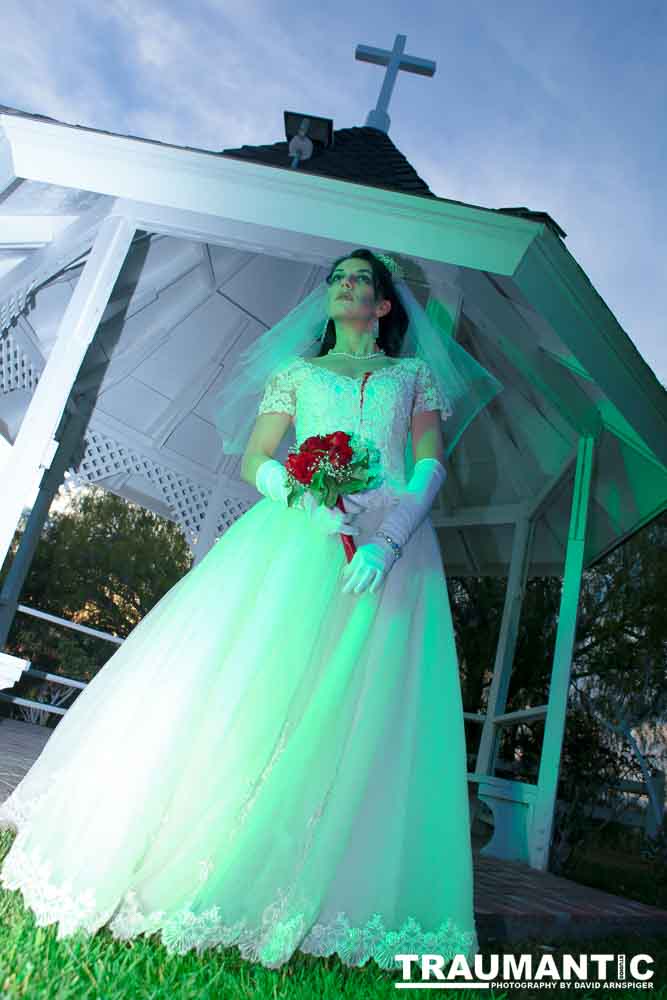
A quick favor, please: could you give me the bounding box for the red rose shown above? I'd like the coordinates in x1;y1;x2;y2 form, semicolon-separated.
286;451;320;485
329;431;351;447
329;443;353;467
302;435;328;454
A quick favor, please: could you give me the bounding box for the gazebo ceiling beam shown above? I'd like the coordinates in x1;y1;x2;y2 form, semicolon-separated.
2;103;538;272
0;215;136;567
525;446;579;522
461;271;603;439
0;126;17;198
99;243;203;325
492;332;602;439
147;329;232;447
0;215;78;250
515;229;667;469
74;265;215;396
107;185;536;276
0;197;114;331
432;502;528;528
473;398;536;501
199;242;217;291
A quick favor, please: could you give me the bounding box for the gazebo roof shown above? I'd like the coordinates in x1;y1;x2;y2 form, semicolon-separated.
221;124;435;197
0;103;567;236
221;128;570;242
0;102;665;577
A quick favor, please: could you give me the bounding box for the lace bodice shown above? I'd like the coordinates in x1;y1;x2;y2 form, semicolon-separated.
258;355;451;507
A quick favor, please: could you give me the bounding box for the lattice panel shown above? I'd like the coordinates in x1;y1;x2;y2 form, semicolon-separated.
216;495;254;536
68;427;253;542
0;330;40;394
0;283;34;333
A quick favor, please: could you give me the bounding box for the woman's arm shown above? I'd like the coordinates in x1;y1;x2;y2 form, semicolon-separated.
240;411;292;487
411;409;445;466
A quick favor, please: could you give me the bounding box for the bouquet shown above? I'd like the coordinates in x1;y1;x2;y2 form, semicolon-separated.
284;431;383;561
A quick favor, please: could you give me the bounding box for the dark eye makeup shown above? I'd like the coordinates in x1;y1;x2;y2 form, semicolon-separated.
326;271;374;285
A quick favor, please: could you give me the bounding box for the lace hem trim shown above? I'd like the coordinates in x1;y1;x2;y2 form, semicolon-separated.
0;766;69;833
1;836;478;971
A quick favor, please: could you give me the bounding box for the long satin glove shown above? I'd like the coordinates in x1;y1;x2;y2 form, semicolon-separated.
341;458;447;595
255;458;359;536
255;458;291;505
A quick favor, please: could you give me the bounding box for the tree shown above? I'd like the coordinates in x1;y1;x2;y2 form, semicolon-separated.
448;510;667;868
2;486;192;718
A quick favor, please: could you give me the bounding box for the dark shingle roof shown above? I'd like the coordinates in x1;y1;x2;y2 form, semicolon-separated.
496;205;567;239
220;126;436;199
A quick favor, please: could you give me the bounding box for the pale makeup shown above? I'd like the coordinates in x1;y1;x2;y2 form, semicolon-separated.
325;257;392;357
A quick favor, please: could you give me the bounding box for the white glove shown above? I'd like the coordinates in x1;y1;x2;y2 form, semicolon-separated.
255;459;360;538
341;541;394;595
372;457;446;550
342;458;447;596
255;458;290;505
302;492;360;537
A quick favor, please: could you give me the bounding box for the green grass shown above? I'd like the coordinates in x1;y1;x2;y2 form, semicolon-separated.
1;830;666;999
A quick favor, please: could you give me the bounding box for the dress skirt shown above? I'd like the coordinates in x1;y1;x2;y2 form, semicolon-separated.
0;494;479;971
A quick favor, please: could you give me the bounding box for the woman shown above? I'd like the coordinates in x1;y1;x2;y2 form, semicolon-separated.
0;249;498;971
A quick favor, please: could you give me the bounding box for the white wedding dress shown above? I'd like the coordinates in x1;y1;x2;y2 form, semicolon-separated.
0;354;479;970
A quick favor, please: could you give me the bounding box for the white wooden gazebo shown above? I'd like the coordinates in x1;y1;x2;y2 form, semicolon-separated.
0;83;666;876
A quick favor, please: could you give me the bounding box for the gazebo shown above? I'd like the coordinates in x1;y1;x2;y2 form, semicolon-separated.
1;35;666;878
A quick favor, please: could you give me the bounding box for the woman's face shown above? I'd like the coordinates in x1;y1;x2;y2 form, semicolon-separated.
326;257;390;326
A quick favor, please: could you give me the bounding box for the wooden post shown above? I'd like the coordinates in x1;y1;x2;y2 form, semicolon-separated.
0;400;94;647
531;435;595;869
476;515;535;775
0;216;135;571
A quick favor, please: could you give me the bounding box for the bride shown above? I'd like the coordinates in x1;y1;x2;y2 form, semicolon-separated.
0;248;500;971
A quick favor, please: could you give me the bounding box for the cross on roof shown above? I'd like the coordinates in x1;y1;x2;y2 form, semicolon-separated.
355;34;436;134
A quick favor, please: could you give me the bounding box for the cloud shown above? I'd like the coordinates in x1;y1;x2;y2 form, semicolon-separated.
99;0;365;149
0;1;121;128
0;0;663;384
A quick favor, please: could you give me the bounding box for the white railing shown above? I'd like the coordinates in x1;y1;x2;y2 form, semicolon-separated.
15;603;124;645
467;749;665;838
0;602;124;719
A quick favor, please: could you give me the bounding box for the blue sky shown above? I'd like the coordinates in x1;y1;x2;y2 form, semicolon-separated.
1;0;665;386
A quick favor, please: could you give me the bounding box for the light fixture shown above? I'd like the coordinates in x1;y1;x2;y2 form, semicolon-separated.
284;111;334;169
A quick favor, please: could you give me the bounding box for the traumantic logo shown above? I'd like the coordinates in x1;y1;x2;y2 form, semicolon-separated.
393;952;655;990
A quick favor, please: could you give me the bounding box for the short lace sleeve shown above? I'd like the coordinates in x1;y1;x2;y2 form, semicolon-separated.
412;358;452;417
257;361;297;417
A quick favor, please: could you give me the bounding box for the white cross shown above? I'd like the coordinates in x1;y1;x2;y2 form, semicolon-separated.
355;34;436;134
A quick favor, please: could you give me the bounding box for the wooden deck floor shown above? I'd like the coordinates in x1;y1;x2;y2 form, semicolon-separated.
2;717;666;947
0;717;51;805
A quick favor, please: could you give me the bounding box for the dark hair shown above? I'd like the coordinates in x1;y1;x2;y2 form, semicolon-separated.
318;248;408;357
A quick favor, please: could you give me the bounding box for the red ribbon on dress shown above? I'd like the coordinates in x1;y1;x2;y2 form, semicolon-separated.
335;494;357;563
336;371;373;564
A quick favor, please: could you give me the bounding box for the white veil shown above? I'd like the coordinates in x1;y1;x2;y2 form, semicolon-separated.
213;261;503;471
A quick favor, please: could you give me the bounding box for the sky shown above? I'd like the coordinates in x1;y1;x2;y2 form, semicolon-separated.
2;5;664;748
0;0;665;400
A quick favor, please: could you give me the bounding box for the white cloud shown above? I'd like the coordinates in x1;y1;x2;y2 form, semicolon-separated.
0;0;663;386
